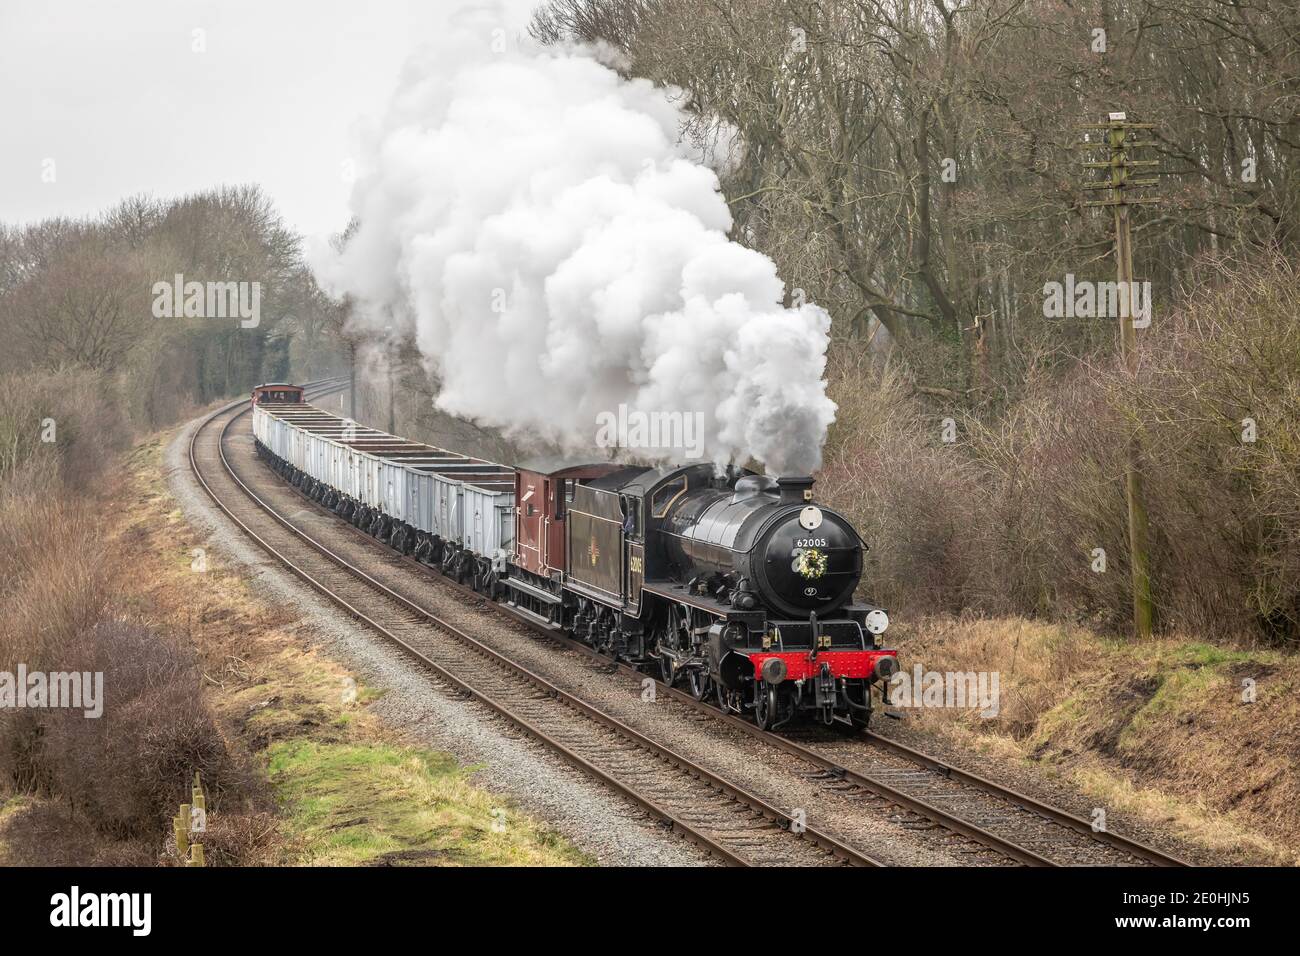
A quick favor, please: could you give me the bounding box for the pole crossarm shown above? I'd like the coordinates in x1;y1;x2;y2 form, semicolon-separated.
1078;113;1163;209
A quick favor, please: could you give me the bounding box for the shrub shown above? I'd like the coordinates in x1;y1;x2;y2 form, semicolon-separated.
820;253;1300;643
0;489;261;846
0;367;131;491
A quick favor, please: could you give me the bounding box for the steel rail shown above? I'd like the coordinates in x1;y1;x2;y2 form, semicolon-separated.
858;730;1187;867
546;610;1187;867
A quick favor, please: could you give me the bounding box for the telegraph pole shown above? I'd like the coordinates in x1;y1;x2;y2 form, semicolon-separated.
1080;111;1160;639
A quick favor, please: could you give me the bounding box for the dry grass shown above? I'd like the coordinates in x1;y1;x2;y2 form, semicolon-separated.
111;432;583;865
1;428;588;866
0;442;272;861
0;367;132;490
890;614;1299;863
0;480;260;847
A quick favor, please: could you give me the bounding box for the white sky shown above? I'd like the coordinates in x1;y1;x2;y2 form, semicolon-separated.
0;0;462;240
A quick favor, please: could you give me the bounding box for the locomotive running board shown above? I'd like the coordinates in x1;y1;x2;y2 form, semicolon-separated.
640;581;766;628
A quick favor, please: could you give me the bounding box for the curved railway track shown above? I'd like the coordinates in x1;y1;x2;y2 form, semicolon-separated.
507;611;1187;866
191;385;1188;867
459;594;1188;867
191;387;880;867
520;605;1189;867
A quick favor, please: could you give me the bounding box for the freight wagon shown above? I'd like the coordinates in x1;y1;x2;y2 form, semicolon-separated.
251;398;515;585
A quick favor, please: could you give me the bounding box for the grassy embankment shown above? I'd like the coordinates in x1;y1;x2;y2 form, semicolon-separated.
886;615;1297;864
1;430;587;866
127;433;589;865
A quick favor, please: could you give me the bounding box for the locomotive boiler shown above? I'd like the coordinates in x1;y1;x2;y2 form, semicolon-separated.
659;473;864;619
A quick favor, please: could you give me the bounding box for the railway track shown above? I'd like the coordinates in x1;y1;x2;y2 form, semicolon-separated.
476;605;1188;867
537;607;1188;867
191;385;1188;867
512;629;1185;868
190;388;881;867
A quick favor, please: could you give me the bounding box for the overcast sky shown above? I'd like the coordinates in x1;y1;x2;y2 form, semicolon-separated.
1;0;460;240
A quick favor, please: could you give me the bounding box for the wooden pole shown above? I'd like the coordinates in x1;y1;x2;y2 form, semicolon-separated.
1081;112;1159;639
1114;196;1154;639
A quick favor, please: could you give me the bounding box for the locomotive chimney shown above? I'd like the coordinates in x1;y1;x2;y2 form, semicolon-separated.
776;475;815;504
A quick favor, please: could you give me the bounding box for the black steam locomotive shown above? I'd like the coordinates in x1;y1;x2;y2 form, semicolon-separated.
537;463;897;729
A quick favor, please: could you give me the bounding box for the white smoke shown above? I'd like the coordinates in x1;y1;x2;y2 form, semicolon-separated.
312;1;837;475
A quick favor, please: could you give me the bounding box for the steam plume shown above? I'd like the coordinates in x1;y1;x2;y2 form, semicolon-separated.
312;2;836;474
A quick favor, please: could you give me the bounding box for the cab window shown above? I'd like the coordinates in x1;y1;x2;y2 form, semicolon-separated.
620;496;642;539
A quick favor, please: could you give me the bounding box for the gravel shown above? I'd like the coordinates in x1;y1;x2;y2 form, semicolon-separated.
167;412;716;866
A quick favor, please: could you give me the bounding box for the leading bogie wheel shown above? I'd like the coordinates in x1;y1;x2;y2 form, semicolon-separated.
754;684;778;731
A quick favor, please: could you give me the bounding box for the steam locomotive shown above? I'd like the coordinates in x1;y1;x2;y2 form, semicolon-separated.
252;387;898;729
